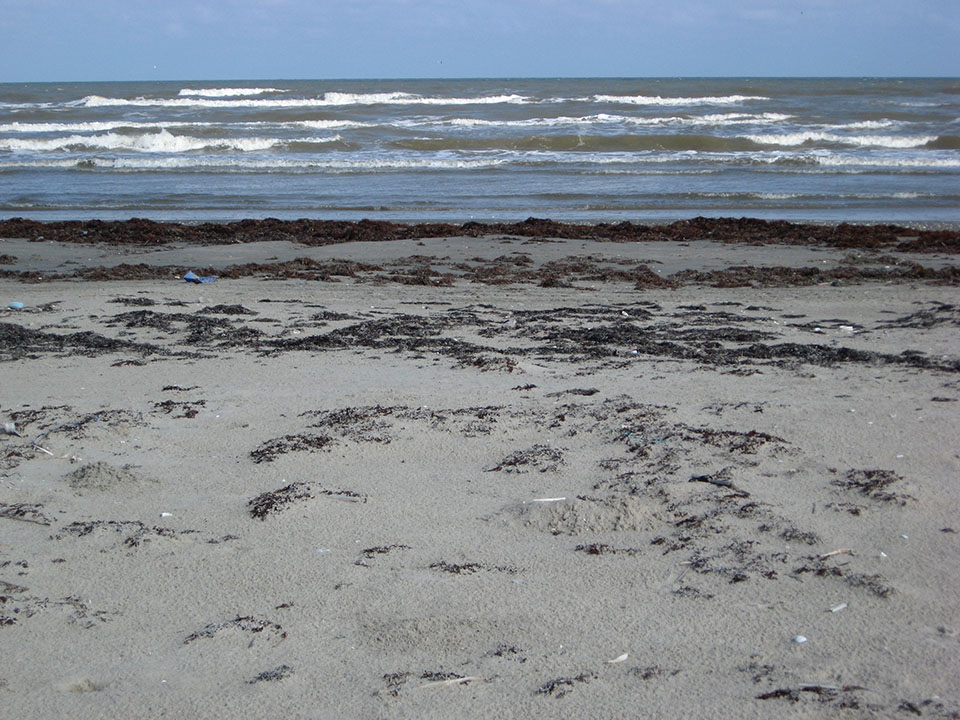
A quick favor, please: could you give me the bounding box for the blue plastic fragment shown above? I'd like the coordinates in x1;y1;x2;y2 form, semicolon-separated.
8;301;24;309
183;270;216;284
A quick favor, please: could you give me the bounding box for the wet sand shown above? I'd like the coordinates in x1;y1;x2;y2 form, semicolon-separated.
1;221;958;718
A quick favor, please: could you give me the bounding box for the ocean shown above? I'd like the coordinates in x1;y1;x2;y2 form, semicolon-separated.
0;77;957;224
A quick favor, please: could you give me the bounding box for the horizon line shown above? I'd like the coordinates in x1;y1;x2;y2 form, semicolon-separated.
2;74;957;85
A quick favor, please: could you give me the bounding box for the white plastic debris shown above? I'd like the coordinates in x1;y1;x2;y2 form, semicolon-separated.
160;512;172;518
793;635;808;644
830;603;848;613
2;422;21;437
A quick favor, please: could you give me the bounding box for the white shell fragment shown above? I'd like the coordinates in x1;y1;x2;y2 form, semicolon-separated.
607;653;629;664
830;603;848;613
793;635;808;644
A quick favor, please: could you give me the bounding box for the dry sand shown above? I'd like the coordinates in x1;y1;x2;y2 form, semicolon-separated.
1;232;958;718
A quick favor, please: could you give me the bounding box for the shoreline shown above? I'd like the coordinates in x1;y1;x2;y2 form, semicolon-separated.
2;216;960;249
1;216;958;288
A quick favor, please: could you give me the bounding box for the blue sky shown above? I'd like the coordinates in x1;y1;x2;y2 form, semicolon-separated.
3;0;958;81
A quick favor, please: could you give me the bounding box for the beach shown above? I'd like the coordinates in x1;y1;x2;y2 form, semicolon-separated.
1;219;958;718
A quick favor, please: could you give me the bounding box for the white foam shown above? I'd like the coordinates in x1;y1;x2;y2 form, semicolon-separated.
0;120;224;133
178;87;287;97
592;94;767;106
742;132;936;148
695;113;791;125
828;120;898;131
813;154;960;168
78;92;530;109
0;152;511;171
295;119;376;130
432;112;790;130
0;130;344;153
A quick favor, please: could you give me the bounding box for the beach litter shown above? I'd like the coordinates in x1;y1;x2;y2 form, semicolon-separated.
793;635;808;644
183;270;217;284
2;422;21;437
415;676;482;690
8;301;24;310
819;548;853;560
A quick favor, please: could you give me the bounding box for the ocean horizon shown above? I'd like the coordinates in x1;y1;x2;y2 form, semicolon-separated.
1;77;957;224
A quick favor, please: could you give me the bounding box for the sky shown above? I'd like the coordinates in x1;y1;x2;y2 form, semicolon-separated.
2;0;958;82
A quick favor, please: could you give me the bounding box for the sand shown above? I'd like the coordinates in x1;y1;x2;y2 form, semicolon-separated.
1;230;958;718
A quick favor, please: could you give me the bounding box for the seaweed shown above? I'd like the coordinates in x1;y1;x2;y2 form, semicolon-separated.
834;468;911;504
484;444;564;473
250;434;333;463
248;482;314;519
248;665;294;684
536;672;597;698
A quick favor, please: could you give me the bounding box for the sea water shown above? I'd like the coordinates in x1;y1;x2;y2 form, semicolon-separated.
0;77;957;223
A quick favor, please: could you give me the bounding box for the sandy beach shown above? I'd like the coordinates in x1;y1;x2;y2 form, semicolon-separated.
1;221;958;718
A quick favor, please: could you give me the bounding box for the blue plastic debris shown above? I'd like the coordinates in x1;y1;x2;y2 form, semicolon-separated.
8;301;24;310
183;271;216;284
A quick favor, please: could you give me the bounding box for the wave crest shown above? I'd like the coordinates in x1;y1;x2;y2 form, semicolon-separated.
178;87;287;97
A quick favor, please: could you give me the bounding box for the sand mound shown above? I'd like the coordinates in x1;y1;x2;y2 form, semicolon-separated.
508;496;663;535
359;614;518;654
64;461;150;491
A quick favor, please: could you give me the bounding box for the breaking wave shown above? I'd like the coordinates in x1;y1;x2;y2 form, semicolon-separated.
0;130;344;153
742;132;939;148
77;92;530;109
592;94;768;106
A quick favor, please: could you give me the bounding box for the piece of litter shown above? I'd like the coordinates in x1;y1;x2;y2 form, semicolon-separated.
829;603;847;613
415;676;481;690
8;301;24;310
879;551;888;558
183;270;217;284
316;548;332;553
160;512;172;518
793;635;808;644
607;653;629;664
901;535;909;540
2;422;21;437
819;548;853;560
531;497;566;503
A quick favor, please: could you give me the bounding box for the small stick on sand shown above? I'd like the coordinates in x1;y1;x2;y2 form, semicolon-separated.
819;548;853;560
415;676;482;690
